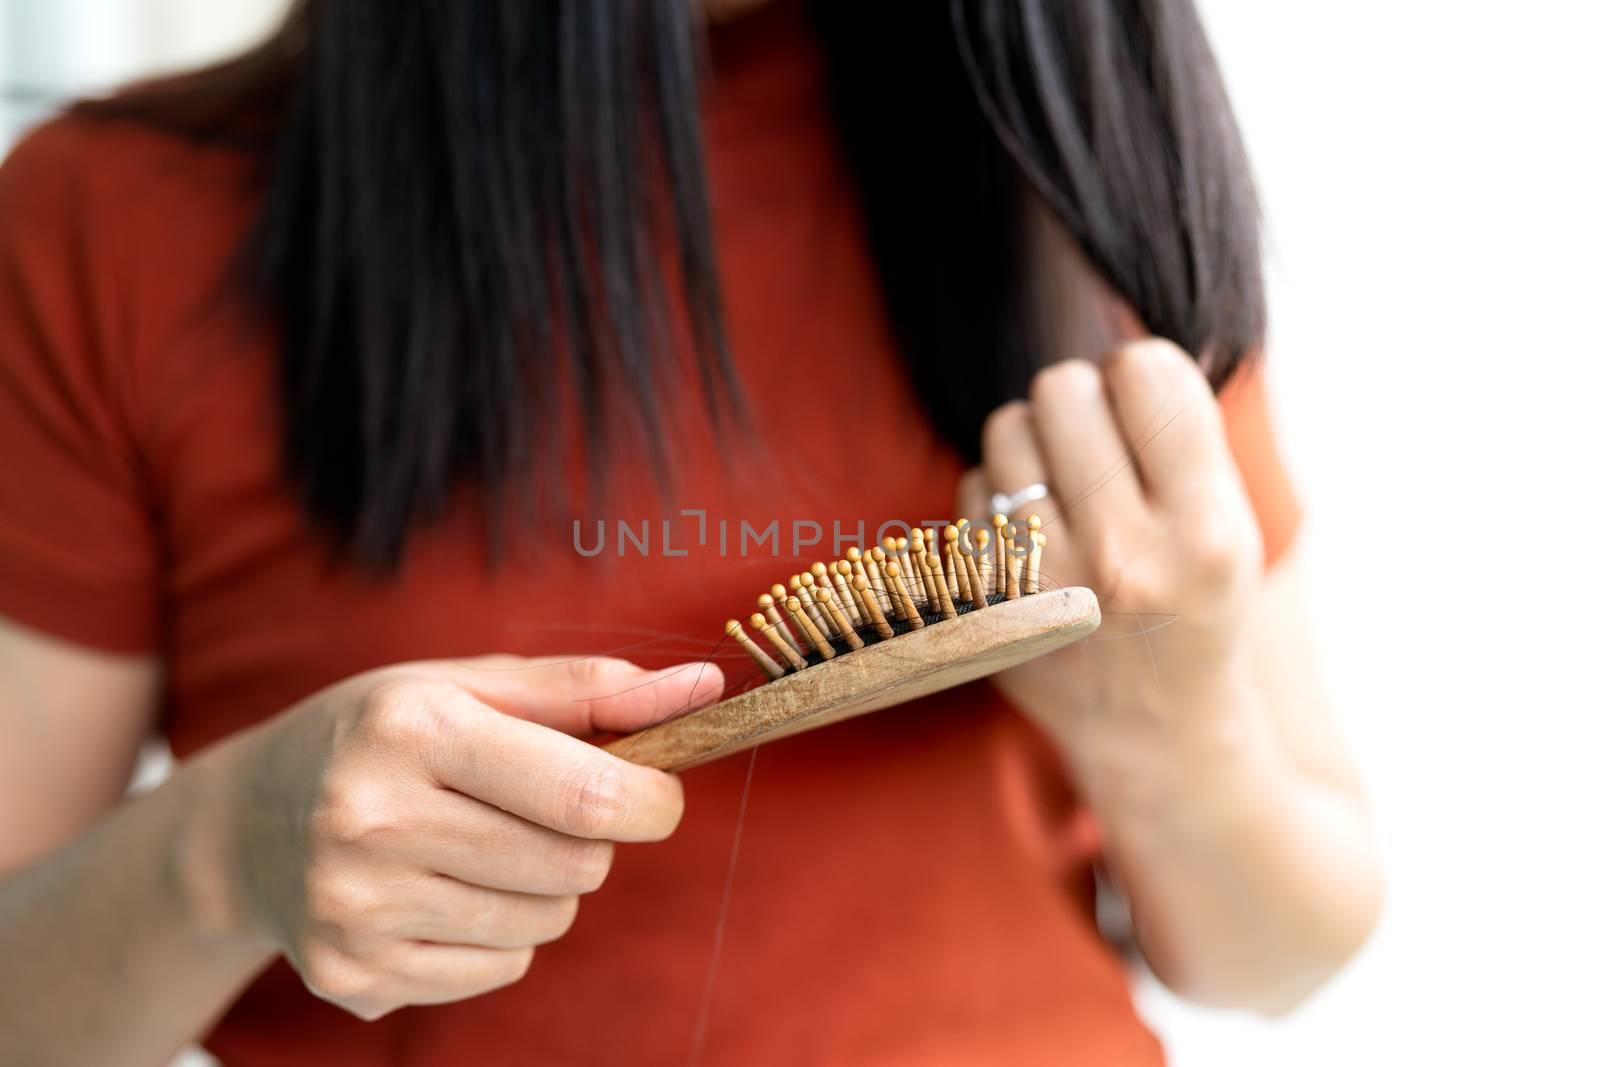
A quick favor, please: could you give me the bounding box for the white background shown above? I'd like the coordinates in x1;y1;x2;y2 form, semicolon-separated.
3;1;1597;1064
1142;2;1600;1063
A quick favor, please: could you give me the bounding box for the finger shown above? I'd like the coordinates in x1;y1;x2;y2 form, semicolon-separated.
1027;360;1148;529
391;877;579;950
957;465;1080;591
976;403;1073;565
431;702;685;842
385;942;535;1006
406;788;614;895
979;401;1064;529
434;655;725;737
956;467;992;524
1101;339;1231;503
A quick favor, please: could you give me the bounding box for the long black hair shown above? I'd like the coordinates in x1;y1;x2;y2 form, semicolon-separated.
79;0;1262;568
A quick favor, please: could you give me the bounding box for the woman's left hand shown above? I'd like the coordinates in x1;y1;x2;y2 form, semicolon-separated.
962;338;1264;777
968;339;1383;1011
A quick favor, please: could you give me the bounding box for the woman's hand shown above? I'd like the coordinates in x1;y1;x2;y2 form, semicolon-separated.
967;339;1381;1012
966;338;1264;779
193;655;721;1021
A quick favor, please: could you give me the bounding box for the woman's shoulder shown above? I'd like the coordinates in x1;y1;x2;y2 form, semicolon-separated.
2;106;260;247
0;109;266;483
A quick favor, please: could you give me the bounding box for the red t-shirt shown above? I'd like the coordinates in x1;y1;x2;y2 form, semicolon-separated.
0;6;1299;1065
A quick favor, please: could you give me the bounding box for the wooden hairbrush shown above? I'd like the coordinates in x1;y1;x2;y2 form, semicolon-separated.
603;515;1100;771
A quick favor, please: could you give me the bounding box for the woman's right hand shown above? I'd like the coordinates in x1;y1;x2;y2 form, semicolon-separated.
194;654;721;1020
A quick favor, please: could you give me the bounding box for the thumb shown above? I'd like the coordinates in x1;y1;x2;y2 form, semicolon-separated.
433;654;724;737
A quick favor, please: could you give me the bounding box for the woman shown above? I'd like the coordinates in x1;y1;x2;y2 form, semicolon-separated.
0;0;1381;1063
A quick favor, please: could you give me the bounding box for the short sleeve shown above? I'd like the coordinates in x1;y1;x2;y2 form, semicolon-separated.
1217;359;1302;569
0;121;161;653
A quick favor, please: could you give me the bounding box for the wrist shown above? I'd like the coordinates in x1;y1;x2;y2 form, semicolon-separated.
1056;664;1282;816
163;733;279;955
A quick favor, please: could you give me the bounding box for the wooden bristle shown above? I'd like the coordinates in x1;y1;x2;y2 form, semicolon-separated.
846;548;870;608
795;573;832;638
751;612;806;672
820;561;858;626
969;528;990;609
776;584;815;651
866;547;893;614
1004;523;1021;600
1025;515;1042;594
817;587;864;650
883;561;924;630
924;537;957;619
991;514;1008;597
727;618;784;680
888;536;917;603
728;514;1055;692
907;531;928;603
853;574;894;638
829;561;862;625
946;524;972;604
785;595;834;659
759;592;804;654
881;560;908;620
844;562;875;627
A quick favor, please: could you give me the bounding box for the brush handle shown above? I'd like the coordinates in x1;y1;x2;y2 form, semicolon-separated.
603;586;1100;771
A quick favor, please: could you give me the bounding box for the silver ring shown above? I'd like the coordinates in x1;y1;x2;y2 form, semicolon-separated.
989;482;1050;517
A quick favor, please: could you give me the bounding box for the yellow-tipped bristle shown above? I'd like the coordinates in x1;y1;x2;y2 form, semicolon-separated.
829;561;862;625
919;529;939;602
814;560;856;627
1004;522;1021;600
728;618;784;679
751;612;806;671
946;524;972;604
843;561;875;625
785;595;834;660
907;530;928;602
1026;516;1043;593
796;571;833;638
991;515;1008;596
909;538;930;607
883;560;924;629
817;587;864;650
911;539;937;616
967;527;989;610
866;547;893;614
881;536;904;601
895;535;924;602
762;589;807;653
882;560;909;620
773;582;814;651
853;574;894;638
930;526;958;613
800;571;838;637
723;515;1055;691
923;538;957;619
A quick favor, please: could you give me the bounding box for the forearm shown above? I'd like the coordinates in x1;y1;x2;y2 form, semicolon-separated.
1045;675;1381;1014
0;740;276;1067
